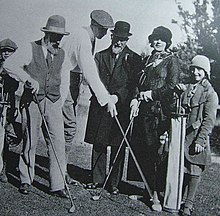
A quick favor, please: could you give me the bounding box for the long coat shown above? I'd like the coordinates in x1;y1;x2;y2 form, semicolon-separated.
85;46;141;147
182;79;218;166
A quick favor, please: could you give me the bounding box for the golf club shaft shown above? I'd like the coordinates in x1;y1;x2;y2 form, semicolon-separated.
114;115;154;199
98;117;135;196
33;94;75;206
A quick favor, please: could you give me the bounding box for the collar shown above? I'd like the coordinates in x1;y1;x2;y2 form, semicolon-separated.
83;26;95;44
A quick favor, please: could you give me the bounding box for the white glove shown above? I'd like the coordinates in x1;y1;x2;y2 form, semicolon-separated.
139;90;152;102
130;99;139;119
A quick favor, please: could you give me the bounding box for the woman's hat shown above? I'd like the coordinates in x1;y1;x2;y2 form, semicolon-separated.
148;26;172;47
190;55;211;78
0;38;18;51
41;15;70;35
111;21;132;38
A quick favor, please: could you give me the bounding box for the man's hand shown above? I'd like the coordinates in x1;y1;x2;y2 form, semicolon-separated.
139;90;152;102
107;95;118;117
25;77;39;94
130;99;139;119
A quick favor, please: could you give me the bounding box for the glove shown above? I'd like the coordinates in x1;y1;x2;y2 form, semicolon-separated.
130;99;139;119
139;90;153;102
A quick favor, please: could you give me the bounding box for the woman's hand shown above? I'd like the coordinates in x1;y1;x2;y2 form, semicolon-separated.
195;143;205;153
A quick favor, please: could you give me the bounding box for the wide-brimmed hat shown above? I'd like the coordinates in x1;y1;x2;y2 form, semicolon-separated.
148;26;172;46
111;21;132;38
0;38;18;51
90;10;114;28
41;15;70;35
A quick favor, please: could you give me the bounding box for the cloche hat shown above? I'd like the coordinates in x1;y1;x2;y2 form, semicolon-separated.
148;26;172;48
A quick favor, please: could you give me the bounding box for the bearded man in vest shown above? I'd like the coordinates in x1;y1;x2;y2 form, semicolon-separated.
5;15;70;198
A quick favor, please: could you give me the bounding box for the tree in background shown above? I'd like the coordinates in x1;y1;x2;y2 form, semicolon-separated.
173;0;220;96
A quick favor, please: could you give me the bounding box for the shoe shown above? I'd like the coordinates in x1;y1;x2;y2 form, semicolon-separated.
66;174;78;186
19;183;30;195
0;172;8;183
110;186;119;195
51;189;69;199
128;195;143;200
181;206;193;216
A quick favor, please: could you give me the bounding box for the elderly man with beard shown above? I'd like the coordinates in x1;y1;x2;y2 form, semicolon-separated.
84;21;141;194
4;15;70;198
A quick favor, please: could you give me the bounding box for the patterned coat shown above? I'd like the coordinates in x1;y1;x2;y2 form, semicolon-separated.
85;46;141;147
182;79;218;165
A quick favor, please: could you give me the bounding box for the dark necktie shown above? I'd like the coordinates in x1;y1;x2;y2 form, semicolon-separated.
46;50;52;68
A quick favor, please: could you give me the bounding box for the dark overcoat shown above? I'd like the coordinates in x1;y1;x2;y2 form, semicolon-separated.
85;46;141;147
182;79;218;166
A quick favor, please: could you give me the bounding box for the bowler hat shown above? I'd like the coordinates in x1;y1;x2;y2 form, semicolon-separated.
148;26;172;47
111;21;132;38
0;38;18;51
41;15;70;35
90;10;114;28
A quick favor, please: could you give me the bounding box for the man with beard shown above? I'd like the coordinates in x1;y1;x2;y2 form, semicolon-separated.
84;21;141;194
4;15;70;198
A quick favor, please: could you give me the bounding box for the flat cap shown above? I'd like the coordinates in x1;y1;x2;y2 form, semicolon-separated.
90;10;114;28
0;38;18;50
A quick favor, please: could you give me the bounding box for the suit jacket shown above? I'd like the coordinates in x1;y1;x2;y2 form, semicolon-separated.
85;46;141;147
182;79;218;165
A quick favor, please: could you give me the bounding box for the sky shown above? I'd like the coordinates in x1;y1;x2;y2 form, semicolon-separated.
0;0;195;54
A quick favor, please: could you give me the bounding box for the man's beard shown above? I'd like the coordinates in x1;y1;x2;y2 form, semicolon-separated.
47;43;59;55
112;44;124;55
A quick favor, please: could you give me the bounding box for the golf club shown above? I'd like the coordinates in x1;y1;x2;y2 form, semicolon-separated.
33;94;76;213
114;115;162;212
91;116;135;201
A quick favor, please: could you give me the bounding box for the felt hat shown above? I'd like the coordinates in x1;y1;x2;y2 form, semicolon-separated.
41;15;70;35
148;26;172;46
190;55;211;78
0;38;18;51
110;21;132;38
90;10;114;28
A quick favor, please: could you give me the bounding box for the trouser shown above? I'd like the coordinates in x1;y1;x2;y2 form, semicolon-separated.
19;97;66;191
182;173;201;209
92;144;125;188
62;92;77;159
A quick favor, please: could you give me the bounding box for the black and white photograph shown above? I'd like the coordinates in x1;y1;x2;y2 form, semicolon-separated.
0;0;220;215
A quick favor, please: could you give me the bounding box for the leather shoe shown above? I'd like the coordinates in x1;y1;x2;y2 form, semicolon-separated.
0;172;8;183
51;189;69;199
110;186;119;195
66;174;78;186
19;183;30;195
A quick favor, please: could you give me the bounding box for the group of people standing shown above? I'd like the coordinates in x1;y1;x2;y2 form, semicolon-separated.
0;9;218;216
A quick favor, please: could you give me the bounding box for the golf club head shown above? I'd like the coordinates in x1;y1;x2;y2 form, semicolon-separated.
68;204;76;213
91;195;101;201
152;203;162;212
